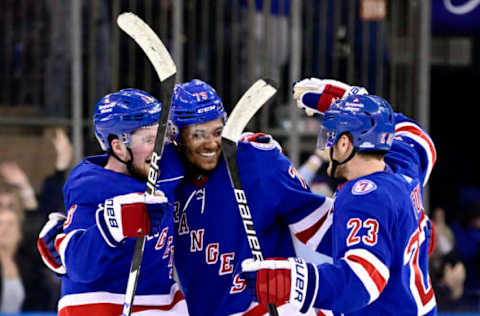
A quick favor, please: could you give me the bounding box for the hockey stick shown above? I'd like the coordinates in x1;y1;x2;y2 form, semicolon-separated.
116;12;176;316
221;79;278;316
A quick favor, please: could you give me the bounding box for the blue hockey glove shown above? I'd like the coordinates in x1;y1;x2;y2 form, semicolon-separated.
293;78;368;116
96;191;170;248
240;257;318;313
37;212;67;275
240;132;282;152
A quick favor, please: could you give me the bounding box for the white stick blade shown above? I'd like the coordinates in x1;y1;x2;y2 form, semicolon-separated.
222;79;277;142
117;12;176;81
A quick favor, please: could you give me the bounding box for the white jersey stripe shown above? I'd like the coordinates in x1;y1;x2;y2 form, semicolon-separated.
289;198;333;236
395;131;434;186
344;248;390;304
58;229;84;269
395;122;436;186
317;309;334;316
304;211;333;250
157;175;184;183
58;283;181;310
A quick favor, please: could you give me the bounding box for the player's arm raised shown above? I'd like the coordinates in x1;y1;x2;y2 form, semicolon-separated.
293;77;368;116
293;77;436;186
388;114;437;187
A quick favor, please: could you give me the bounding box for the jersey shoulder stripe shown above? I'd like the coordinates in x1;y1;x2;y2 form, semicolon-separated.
290;197;334;249
394;120;436;186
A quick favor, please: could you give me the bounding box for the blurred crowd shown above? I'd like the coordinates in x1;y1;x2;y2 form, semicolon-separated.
428;187;480;312
0;128;71;313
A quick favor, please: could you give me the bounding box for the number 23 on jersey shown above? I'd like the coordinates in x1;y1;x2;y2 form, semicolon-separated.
346;218;379;247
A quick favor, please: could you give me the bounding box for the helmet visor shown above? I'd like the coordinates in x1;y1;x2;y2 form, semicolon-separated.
316;125;336;151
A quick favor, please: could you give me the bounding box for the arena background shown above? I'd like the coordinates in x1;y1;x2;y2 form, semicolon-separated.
0;0;479;314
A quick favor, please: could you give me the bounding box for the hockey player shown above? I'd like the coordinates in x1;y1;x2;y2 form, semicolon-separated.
37;89;188;315
169;79;334;315
240;81;437;315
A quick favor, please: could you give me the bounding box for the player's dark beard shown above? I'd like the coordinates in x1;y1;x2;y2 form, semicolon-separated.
177;143;219;180
128;147;154;183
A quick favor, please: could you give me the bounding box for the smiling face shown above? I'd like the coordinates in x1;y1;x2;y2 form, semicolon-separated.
180;118;224;172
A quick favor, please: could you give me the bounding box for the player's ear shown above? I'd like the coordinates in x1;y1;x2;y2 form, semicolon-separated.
337;133;352;155
110;137;127;159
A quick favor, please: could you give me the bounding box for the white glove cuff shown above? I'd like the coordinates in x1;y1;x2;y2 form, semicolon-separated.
288;258;319;314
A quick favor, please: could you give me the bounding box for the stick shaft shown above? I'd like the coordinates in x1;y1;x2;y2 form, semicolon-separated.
221;79;278;316
117;13;177;316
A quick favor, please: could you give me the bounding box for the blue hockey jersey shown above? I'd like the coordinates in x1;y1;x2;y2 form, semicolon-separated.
311;114;437;315
56;144;188;315
173;141;333;316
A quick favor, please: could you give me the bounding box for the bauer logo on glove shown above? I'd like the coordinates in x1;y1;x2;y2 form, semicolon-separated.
105;199;120;228
240;257;319;314
96;191;169;247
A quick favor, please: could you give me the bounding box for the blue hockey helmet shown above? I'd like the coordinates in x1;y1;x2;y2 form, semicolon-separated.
319;94;394;152
169;79;226;140
93;88;162;151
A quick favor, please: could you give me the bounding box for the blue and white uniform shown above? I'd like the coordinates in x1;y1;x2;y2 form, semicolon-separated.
166;79;334;316
57;88;190;316
240;92;438;316
310;110;437;315
56;144;188;316
174;141;332;316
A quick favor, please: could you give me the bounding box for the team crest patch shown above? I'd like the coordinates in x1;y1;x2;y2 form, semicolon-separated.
352;179;377;195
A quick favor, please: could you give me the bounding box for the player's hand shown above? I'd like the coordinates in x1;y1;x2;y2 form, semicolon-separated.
292;78;368;116
37;212;67;275
240;132;282;152
96;191;170;247
0;161;31;189
240;257;317;313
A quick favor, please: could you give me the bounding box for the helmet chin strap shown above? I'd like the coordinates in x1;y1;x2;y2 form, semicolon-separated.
110;149;129;165
110;147;146;181
328;145;356;183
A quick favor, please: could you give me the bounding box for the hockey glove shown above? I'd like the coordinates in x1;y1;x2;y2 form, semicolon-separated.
240;257;318;314
240;132;282;152
37;212;67;275
293;78;368;116
96;191;169;248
